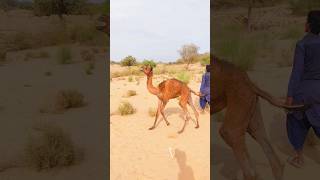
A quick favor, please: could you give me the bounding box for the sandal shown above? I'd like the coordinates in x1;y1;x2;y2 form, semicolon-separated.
287;156;304;168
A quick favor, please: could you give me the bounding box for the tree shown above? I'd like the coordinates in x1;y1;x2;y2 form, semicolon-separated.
0;0;18;11
33;0;89;20
120;56;137;67
178;43;199;70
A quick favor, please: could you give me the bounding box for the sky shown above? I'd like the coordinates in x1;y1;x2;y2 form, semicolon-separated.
111;0;210;62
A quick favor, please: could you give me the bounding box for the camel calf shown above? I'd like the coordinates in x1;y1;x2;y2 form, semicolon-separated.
212;56;304;180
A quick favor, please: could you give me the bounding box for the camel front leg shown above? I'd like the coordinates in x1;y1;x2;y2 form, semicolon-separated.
149;99;162;130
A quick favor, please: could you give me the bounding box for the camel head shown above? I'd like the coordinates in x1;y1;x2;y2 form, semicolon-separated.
140;65;153;77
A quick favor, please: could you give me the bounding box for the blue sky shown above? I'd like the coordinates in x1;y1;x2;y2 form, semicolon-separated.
111;0;210;62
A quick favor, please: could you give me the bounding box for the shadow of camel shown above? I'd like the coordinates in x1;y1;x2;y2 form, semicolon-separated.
212;143;240;180
270;112;320;164
175;149;196;180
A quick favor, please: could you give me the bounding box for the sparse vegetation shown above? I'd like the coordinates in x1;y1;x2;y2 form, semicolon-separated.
55;90;85;111
81;49;95;61
178;43;199;69
142;59;157;68
176;71;191;84
289;0;320;15
148;107;157;117
57;46;72;64
118;101;136;115
85;62;95;75
128;76;133;82
120;56;137;67
44;71;52;76
25;123;80;171
125;90;137;97
25;51;49;61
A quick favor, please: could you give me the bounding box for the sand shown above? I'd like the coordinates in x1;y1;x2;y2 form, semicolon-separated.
110;63;210;180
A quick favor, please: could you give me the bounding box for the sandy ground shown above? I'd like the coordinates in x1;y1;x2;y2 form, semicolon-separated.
0;10;109;179
110;64;210;180
0;48;108;180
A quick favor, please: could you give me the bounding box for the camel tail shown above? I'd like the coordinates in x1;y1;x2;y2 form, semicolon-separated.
244;75;305;110
190;89;202;97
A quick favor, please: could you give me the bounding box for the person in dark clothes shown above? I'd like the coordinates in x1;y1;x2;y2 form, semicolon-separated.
286;10;320;168
199;64;210;111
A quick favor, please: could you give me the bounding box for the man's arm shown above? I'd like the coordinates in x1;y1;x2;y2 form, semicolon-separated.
287;42;305;105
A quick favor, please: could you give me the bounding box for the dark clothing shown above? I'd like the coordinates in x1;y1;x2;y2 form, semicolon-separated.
199;72;210;109
288;33;320;127
287;113;320;151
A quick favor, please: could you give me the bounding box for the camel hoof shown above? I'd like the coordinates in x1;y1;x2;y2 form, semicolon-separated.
195;125;199;129
166;122;170;126
148;126;155;130
177;130;184;134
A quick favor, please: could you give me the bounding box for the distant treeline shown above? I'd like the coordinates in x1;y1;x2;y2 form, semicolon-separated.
0;0;109;15
212;0;320;15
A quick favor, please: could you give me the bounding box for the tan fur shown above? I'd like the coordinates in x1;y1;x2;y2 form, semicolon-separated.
212;57;304;180
141;65;200;133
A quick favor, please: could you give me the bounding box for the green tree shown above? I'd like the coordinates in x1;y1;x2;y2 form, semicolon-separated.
33;0;89;20
120;56;137;67
142;60;157;68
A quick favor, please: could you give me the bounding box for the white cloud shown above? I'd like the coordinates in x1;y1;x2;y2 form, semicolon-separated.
111;0;210;62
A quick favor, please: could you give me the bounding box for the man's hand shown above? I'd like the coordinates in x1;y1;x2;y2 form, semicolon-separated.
286;97;293;106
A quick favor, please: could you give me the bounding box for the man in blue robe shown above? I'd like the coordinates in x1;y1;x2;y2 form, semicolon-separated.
286;10;320;168
199;65;210;110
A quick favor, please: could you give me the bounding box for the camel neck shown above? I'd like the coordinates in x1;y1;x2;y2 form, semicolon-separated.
146;75;159;95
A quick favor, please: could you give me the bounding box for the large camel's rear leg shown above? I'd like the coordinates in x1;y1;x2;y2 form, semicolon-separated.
178;98;191;134
188;95;199;128
220;96;258;180
248;99;284;180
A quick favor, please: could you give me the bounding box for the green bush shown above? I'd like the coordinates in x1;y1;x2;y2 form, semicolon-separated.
142;59;157;68
289;0;320;15
213;24;257;70
200;55;210;66
57;46;72;64
176;72;191;84
120;56;137;66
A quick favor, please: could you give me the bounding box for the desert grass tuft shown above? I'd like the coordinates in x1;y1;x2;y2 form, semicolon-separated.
118;101;136;115
24;122;83;171
148;107;157;117
55;90;85;111
57;46;72;64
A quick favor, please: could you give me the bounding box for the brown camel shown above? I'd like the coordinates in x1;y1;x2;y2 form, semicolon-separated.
212;56;304;180
141;65;201;133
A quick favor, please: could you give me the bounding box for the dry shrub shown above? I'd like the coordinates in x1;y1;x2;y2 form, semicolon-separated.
57;46;73;64
85;62;95;75
24;123;82;171
81;49;95;61
24;51;49;61
125;90;136;97
118;101;136;115
55;90;85;111
148;107;157;117
128;76;133;82
44;71;52;76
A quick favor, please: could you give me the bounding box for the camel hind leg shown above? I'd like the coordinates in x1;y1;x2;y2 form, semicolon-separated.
248;98;284;180
187;95;199;128
220;95;258;180
149;99;162;130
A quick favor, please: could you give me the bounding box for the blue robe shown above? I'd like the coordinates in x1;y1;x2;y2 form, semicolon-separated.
287;33;320;150
288;33;320;127
199;72;210;109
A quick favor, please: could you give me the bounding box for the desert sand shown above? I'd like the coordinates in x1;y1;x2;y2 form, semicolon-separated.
110;63;210;180
0;10;109;179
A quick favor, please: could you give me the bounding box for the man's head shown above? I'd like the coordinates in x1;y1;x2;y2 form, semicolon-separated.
206;64;211;73
306;10;320;35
